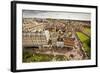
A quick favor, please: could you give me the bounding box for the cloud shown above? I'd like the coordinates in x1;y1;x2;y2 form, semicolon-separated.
23;10;91;21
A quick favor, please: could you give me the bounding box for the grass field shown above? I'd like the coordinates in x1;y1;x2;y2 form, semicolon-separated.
76;32;91;58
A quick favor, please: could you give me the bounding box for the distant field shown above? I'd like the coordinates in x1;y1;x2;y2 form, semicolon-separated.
83;27;91;36
84;28;91;33
76;32;91;58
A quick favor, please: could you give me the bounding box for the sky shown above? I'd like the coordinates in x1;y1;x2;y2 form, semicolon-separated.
23;10;91;21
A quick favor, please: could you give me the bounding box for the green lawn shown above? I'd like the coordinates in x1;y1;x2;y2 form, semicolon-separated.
76;32;89;42
76;32;91;58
